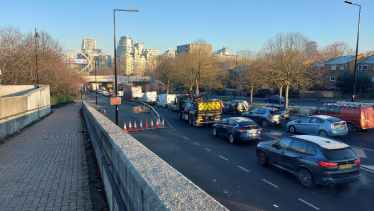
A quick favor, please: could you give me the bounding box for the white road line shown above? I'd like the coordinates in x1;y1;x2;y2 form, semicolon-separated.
262;133;280;140
193;142;200;145
183;136;189;140
177;132;181;135
262;179;279;188
298;198;320;210
351;146;374;152
238;166;250;172
205;148;211;152
361;167;374;174
219;155;228;161
173;129;175;131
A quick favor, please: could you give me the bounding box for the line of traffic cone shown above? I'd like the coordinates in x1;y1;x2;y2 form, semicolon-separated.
123;118;165;132
140;120;144;131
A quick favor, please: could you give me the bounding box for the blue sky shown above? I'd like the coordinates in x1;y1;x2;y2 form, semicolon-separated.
1;0;373;57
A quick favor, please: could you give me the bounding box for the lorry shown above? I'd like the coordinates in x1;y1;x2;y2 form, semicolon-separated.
157;94;177;108
123;86;142;99
142;91;157;105
176;91;223;127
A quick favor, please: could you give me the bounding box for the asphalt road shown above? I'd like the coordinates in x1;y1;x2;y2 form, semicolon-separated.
89;93;374;211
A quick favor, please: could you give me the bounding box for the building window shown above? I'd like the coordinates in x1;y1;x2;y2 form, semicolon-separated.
340;65;344;70
331;65;336;70
330;76;335;81
358;65;368;71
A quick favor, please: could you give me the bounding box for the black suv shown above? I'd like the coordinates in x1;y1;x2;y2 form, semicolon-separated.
223;100;249;115
257;135;360;187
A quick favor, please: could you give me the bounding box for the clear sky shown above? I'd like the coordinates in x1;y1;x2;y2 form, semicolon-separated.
1;0;373;57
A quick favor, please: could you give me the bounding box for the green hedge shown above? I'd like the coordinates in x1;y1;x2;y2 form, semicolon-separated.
51;95;75;108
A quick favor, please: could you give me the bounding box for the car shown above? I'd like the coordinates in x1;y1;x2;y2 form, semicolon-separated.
213;117;262;144
257;135;361;187
222;100;249;115
242;107;285;128
287;115;348;137
308;103;374;132
266;106;290;119
265;95;289;104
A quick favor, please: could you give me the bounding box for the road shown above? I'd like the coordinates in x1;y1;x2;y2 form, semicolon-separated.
89;93;374;211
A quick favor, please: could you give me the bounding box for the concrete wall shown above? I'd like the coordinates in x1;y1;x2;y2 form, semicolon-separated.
0;85;51;140
82;101;228;211
0;85;35;97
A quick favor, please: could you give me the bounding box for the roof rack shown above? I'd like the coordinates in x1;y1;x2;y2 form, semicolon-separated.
323;101;374;108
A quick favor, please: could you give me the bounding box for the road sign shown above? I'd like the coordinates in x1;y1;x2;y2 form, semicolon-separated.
110;97;121;105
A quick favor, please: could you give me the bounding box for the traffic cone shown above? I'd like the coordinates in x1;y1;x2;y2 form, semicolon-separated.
128;121;133;132
123;122;127;132
150;119;154;129
134;121;138;131
156;118;160;129
145;120;149;130
140;120;144;131
103;108;106;116
161;118;166;129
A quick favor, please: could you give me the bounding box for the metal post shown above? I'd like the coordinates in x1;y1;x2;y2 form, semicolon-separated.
114;10;119;125
35;28;39;88
352;5;361;102
95;61;98;105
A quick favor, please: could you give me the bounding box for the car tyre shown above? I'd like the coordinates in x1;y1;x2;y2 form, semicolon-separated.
289;125;296;133
192;116;197;127
213;127;218;136
298;168;314;188
261;119;268;128
229;133;235;144
318;130;328;137
189;115;192;125
347;123;355;132
257;150;268;166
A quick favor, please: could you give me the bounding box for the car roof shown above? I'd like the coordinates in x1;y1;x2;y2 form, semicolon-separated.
230;117;255;123
291;135;349;149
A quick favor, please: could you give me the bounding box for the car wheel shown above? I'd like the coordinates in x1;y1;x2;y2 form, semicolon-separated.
229;134;235;144
213;127;218;136
298;168;314;188
192;116;197;127
178;112;182;120
257;150;267;166
189;115;192;125
318;130;328;137
347;123;355;132
289;125;296;133
261;119;268;128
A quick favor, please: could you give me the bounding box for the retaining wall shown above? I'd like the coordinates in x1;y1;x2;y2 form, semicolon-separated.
0;85;51;140
82;101;228;211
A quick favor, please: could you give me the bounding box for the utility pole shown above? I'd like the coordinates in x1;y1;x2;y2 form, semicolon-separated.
34;28;39;88
95;61;98;105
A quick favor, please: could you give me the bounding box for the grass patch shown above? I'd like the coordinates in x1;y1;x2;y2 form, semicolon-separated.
290;108;301;114
249;104;264;110
51;95;75;108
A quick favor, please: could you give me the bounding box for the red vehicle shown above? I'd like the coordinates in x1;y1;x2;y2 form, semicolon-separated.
308;103;374;132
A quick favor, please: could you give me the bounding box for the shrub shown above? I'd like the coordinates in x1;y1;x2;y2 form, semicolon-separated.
51;95;75;108
290;108;300;114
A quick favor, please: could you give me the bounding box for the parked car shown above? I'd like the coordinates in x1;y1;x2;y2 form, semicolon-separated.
213;117;262;144
265;95;289;104
222;100;249;115
257;135;361;187
287;115;348;137
308;103;374;132
266;106;290;119
242;108;285;128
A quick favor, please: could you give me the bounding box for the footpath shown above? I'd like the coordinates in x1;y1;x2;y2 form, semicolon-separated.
0;101;96;211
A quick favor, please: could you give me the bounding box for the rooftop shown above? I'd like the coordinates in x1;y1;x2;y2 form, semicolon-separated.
326;55;355;65
358;55;374;64
292;135;349;149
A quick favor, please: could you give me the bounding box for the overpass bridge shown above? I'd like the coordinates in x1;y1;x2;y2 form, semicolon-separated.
84;75;154;91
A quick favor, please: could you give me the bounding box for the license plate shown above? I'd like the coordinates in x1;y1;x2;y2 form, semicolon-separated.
284;114;289;118
248;130;256;134
337;126;344;130
340;164;352;169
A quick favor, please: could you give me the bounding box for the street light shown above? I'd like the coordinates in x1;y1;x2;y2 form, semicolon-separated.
113;9;139;125
344;1;361;102
95;61;98;105
34;28;39;88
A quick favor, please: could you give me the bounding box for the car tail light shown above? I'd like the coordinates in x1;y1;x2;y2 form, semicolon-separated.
269;114;274;117
318;161;338;167
238;129;246;132
331;124;335;130
216;115;221;119
354;158;360;164
258;128;262;131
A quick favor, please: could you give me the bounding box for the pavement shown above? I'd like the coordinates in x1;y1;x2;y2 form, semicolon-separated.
0;100;94;211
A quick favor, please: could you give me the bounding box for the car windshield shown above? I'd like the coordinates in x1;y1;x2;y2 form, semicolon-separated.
238;121;258;127
322;148;356;160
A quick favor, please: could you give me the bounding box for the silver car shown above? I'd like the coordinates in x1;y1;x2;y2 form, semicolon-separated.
287;115;348;137
242;108;285;128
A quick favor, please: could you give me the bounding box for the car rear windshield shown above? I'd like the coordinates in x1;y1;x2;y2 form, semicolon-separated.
325;117;341;122
238;121;258;127
323;148;356;160
270;110;283;115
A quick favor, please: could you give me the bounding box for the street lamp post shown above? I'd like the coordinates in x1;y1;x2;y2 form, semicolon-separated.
95;61;98;105
344;1;361;102
34;28;39;88
113;9;139;125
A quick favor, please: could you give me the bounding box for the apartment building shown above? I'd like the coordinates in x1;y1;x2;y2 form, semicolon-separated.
357;55;374;82
175;44;212;55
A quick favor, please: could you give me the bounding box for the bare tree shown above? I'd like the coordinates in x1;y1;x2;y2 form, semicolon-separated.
318;41;354;61
242;51;266;104
154;56;177;94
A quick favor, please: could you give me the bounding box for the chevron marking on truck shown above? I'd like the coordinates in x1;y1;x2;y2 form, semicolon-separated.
199;102;221;111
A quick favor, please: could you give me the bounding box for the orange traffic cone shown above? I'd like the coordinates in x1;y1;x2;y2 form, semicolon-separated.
123;122;127;132
161;118;166;128
128;121;133;132
145;120;149;130
140;120;144;131
156;118;160;129
103;108;106;116
134;121;138;131
150;119;154;129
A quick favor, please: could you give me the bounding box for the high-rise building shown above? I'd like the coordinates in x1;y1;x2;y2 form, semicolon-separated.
81;38;97;51
164;48;175;58
306;41;318;56
175;44;212;55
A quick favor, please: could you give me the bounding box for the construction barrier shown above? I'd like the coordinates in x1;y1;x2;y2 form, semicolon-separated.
123;118;167;132
132;106;151;114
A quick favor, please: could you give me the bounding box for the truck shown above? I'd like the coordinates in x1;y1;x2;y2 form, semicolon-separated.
142;91;157;105
123;86;142;99
157;94;177;108
176;91;222;127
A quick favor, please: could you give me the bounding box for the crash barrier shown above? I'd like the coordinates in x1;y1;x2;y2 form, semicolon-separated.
82;101;228;211
123;98;159;120
124;118;165;132
0;85;51;140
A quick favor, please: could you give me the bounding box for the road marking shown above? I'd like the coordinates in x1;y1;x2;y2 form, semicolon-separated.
351;148;367;158
219;155;228;161
262;179;279;188
183;136;189;140
361;165;374;174
351;146;374;152
205;148;211;152
177;132;180;135
193;142;200;145
262;133;280;140
173;129;175;131
298;198;320;210
238;166;250;172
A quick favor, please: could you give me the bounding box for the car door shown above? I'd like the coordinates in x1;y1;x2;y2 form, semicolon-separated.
215;119;227;135
308;117;323;135
246;109;258;121
295;117;311;133
270;137;292;165
282;139;307;173
225;119;236;137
